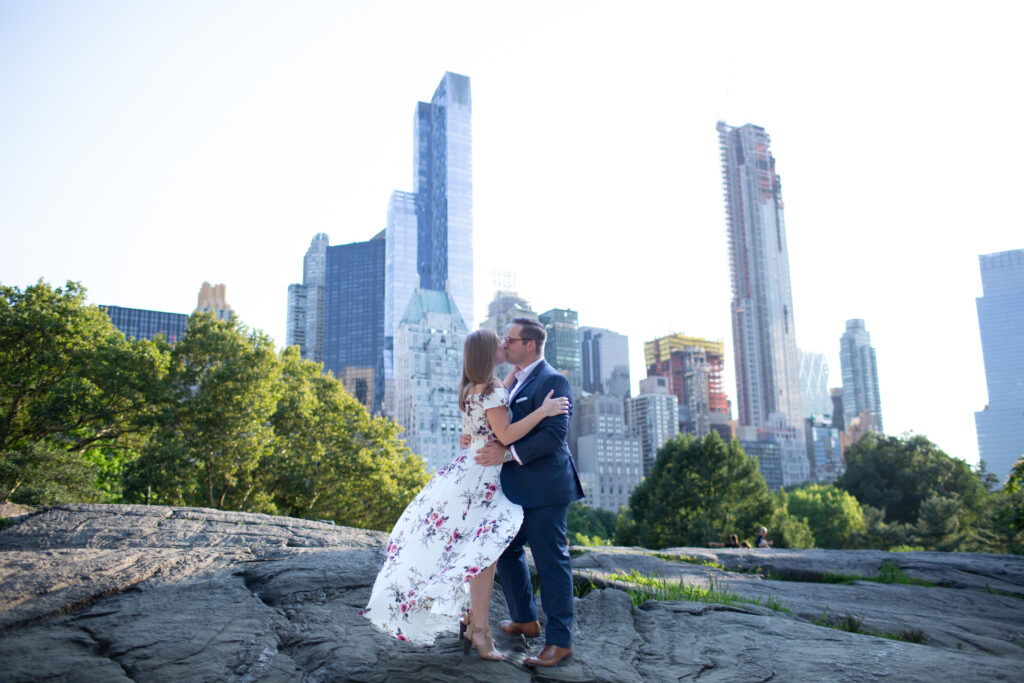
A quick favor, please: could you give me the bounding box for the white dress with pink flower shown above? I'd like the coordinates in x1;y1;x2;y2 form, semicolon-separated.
360;387;524;644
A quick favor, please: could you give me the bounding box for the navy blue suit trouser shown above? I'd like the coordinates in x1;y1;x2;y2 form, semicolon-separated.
496;502;573;648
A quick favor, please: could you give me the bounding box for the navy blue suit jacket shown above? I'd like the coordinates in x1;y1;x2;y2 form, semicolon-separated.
500;359;585;509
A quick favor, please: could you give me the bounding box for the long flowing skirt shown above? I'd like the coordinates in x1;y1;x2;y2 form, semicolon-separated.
360;437;523;644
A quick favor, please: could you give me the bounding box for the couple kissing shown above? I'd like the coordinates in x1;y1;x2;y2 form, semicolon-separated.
360;317;584;668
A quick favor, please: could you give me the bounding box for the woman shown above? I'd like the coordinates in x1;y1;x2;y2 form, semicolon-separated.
360;328;568;660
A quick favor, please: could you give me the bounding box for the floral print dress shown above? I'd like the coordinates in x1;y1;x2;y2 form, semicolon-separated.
360;387;524;644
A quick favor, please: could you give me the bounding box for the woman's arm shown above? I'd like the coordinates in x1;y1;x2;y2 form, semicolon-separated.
485;390;568;446
502;365;518;390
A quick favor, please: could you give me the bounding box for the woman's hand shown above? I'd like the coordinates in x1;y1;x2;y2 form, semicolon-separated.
540;390;570;417
459;433;472;449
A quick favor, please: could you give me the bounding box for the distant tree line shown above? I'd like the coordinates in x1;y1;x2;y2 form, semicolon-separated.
0;280;430;531
6;280;1022;552
570;433;1024;555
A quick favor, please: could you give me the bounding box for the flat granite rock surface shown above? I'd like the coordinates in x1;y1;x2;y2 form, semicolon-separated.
1;504;1022;682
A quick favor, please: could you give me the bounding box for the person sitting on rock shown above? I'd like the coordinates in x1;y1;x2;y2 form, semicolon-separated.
756;526;773;548
725;534;740;548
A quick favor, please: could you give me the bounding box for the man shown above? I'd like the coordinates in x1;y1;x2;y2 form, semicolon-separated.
475;318;584;668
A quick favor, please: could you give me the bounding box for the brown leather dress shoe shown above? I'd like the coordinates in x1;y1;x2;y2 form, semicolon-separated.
524;644;573;667
499;619;541;638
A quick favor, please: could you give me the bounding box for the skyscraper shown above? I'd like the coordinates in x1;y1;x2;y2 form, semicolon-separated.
323;233;386;411
579;326;631;398
539;309;581;374
974;248;1024;483
719;121;803;429
393;288;467;472
413;72;473;330
479;289;536;334
539;308;582;400
805;416;844;484
287;233;329;362
839;319;883;433
627;376;679;477
799;349;833;419
103;305;187;343
478;289;536;380
644;333;730;440
719;121;806;487
573;394;642;512
196;282;233;321
385;194;418;342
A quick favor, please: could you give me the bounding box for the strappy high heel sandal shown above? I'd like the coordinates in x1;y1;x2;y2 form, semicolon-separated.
462;623;507;661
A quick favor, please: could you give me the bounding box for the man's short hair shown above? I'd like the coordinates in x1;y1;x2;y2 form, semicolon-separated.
513;317;546;352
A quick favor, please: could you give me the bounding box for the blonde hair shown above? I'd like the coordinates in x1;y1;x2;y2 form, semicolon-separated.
459;328;499;412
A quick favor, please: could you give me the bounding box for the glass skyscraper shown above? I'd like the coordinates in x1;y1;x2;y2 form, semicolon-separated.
839;319;883;433
102;305;187;343
799;349;833;419
974;248;1024;483
719;121;806;486
413;71;473;330
287;232;329;362
385;192;419;341
539;308;582;401
579;326;631;398
323;233;386;411
539;308;581;372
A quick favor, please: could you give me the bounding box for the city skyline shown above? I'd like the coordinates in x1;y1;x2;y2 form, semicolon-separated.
2;2;1022;468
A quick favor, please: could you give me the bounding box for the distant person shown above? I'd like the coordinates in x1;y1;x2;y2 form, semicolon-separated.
725;534;740;548
756;526;773;548
740;540;752;548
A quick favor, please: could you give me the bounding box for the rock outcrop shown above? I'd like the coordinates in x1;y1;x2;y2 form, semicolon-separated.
1;504;1021;682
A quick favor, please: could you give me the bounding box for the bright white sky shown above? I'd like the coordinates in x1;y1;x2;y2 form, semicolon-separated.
2;1;1021;467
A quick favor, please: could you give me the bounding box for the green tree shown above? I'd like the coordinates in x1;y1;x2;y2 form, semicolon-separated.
781;484;865;548
567;501;617;545
126;312;280;509
1;280;168;503
987;456;1024;554
614;433;773;549
766;497;815;549
258;347;430;530
849;505;912;550
1004;456;1024;531
911;494;965;551
837;433;987;527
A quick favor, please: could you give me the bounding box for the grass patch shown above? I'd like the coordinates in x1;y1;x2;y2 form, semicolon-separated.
651;552;724;570
762;560;936;587
873;560;935;586
812;607;926;644
983;585;1024;600
602;569;790;613
568;547;589;559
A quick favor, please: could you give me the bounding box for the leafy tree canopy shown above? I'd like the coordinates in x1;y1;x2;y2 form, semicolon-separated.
781;484;865;548
3;280;430;531
567;501;617;545
837;433;987;526
615;433;773;549
1;280;168;502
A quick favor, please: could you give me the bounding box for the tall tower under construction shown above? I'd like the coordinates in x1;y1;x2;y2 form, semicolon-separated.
718;121;806;486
